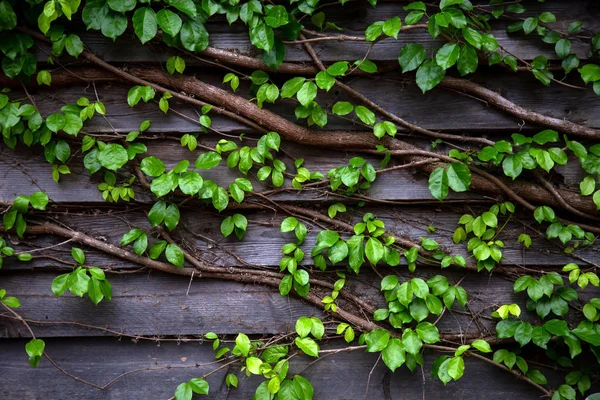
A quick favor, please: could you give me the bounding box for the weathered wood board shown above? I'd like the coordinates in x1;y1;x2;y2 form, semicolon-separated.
38;2;600;65
2;1;600;398
0;338;556;399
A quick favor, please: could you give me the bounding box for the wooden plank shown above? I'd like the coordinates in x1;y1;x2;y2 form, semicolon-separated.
38;2;599;64
16;71;600;135
0;272;319;337
0;137;487;204
0;267;557;338
0;206;595;271
0;337;562;399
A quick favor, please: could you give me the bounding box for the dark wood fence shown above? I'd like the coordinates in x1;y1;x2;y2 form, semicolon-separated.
1;1;599;399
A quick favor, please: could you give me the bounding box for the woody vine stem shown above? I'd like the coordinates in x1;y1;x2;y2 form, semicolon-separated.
0;0;600;399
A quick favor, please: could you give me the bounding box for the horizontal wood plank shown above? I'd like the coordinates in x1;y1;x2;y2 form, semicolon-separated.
38;2;600;65
0;206;595;271
0;337;560;399
16;70;600;135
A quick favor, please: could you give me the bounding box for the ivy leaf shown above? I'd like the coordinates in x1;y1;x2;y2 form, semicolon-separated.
180;20;209;52
297;81;317;106
140;156;166;177
212;187;229;212
107;0;136;12
101;11;128;40
436;43;460;69
446;162;470;192
416;322;440;344
365;237;384;264
264;5;289;28
398;43;426;73
447;356;465;380
416;59;445;93
165;0;197;16
157;9;182;36
133;7;157;44
174;383;192;400
165;243;184;267
355;106;375;125
195;152;222;169
25;338;45;368
579;64;600;84
326;61;349;77
294;337;319;357
29;192;49;210
428;167;449;201
98;144;128;171
281;77;306;98
65;34;84;58
366;329;390;352
189;378;209;395
382;338;405;372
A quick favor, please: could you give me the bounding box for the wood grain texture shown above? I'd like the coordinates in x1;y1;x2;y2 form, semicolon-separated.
14;70;600;135
0;206;594;271
37;2;600;65
0;337;558;399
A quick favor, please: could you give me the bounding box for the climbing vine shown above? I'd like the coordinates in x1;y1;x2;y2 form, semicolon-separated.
0;0;600;399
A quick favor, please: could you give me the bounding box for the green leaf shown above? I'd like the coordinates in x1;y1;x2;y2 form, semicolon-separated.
189;378;209;395
440;0;464;9
382;338;405;372
523;17;538;34
250;23;274;53
157;9;182;36
101;11;128;40
428;167;448;201
194;152;221;169
382;16;401;39
327;61;349;77
165;0;196;16
514;322;533;346
265;5;289;28
297;81;317;106
174;383;192;400
29;192;49;210
98;143;128;171
149;240;167;260
365;237;384;265
65;34;84;58
447;356;464;380
295;337;319;357
532;129;558;145
471;339;492;353
555;39;571;58
579;64;600;84
133;7;157;44
457;44;478;76
165;243;184;267
180;20;209;52
140;156;166;177
366;329;390;352
25;338;45;368
107;0;136;12
355;106;375;125
416;322;440;344
446;162;470;192
402;329;422;355
416;59;445;93
51;273;70;296
436;43;460;69
281;77;306;98
380;275;398;291
398;44;426;73
71;247;85;264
